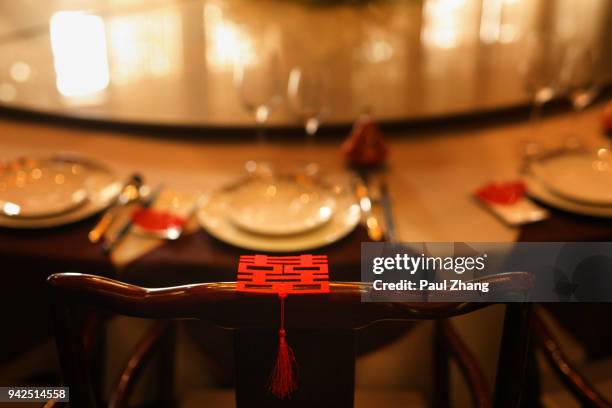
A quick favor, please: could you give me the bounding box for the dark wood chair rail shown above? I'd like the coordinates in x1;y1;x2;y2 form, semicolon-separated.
47;272;534;408
532;308;612;408
47;272;533;329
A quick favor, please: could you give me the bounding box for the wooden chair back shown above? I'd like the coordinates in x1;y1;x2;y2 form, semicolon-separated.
47;272;533;407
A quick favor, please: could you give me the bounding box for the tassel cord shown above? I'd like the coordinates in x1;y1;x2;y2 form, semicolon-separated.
269;292;297;399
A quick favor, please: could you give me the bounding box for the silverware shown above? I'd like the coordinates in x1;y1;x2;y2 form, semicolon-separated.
354;174;384;242
88;173;143;243
377;179;397;243
102;183;163;254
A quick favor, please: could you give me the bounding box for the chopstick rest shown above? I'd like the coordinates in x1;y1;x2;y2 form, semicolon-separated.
130;190;201;240
474;180;549;226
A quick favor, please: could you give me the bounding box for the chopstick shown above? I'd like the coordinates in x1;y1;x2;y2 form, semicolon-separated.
89;173;143;243
378;179;397;243
102;183;164;254
353;172;384;242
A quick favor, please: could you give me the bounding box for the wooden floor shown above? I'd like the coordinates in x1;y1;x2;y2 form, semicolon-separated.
181;388;427;408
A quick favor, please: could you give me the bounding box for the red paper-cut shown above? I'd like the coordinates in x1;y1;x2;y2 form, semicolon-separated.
475;180;526;205
236;254;330;399
237;254;330;294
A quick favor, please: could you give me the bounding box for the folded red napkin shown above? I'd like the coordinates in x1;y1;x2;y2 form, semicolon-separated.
474;180;548;226
131;207;187;232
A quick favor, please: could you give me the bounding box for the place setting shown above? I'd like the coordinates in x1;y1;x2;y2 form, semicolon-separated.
0;153;205;270
0;141;393;279
474;35;612;235
197;171;361;253
194;105;393;257
0;154;122;229
474;143;612;234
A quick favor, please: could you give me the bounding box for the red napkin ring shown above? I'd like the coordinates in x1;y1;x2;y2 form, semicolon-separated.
342;112;387;167
131;208;187;232
475;180;526;206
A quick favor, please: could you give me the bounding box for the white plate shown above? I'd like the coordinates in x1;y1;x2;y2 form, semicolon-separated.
0;156;121;229
0;159;88;218
198;183;360;252
530;151;612;206
226;176;336;236
524;173;612;218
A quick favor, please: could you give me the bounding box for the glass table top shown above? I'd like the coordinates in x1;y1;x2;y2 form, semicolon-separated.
0;0;610;130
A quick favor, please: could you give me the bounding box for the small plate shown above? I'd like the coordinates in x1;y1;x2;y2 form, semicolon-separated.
226;175;336;236
529;151;612;206
198;181;360;252
0;158;88;218
0;155;121;229
524;173;612;218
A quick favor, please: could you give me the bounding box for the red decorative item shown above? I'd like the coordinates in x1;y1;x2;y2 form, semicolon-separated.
131;208;186;232
237;254;330;399
475;180;527;205
603;100;612;135
342;111;387;167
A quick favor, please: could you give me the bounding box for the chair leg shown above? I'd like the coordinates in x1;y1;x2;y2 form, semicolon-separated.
158;321;176;408
82;311;109;406
493;303;533;408
50;298;97;408
433;320;451;408
520;343;542;408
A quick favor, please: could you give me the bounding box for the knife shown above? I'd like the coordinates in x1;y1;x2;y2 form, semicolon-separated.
102;183;163;254
378;179;397;243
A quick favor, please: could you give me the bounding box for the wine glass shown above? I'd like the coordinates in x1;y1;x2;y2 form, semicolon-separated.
287;65;330;176
519;32;567;138
563;40;602;143
234;48;283;176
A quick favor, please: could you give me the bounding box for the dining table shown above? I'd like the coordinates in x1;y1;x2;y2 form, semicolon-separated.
1;102;612;402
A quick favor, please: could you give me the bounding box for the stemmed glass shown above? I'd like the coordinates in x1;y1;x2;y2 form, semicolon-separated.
234;47;283;176
520;32;567;125
563;40;602;143
287;65;330;176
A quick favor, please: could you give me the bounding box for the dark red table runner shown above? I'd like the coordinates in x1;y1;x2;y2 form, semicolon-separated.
518;205;612;359
0;216;366;284
119;225;366;287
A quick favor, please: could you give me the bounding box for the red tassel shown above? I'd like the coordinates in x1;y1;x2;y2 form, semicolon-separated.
269;293;297;399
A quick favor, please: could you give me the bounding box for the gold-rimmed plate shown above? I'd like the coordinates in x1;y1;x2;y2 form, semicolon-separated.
198;179;360;252
0;155;121;229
